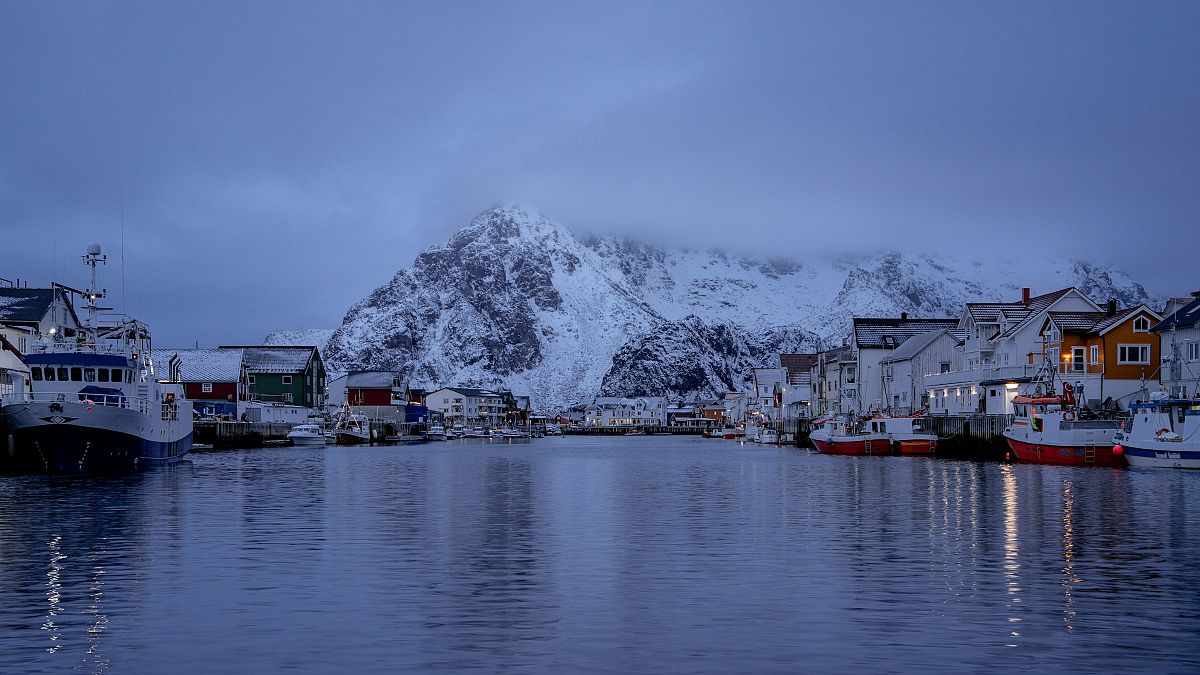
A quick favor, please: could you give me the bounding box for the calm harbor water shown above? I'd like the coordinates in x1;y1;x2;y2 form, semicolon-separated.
1;436;1198;673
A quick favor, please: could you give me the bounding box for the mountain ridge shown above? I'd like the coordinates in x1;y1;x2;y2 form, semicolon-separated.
312;206;1155;410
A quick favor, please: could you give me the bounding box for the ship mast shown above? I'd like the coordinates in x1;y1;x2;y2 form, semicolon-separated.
82;243;107;333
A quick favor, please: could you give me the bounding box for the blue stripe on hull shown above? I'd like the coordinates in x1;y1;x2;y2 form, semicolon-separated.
6;425;191;474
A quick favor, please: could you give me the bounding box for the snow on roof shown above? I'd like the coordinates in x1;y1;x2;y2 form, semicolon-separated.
161;348;244;382
852;317;958;349
238;346;315;374
879;329;961;364
0;288;56;324
346;371;396;389
1154;295;1200;331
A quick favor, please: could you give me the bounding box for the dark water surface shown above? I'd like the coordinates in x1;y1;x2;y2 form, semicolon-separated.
1;436;1198;673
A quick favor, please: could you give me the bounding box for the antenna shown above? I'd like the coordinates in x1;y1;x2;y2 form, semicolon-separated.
121;185;126;311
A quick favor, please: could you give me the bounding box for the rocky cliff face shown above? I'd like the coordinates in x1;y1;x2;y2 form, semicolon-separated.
321;206;1155;410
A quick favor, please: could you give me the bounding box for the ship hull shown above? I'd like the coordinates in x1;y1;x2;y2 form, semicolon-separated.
2;400;191;474
894;439;937;455
1004;436;1125;468
811;437;891;456
1120;444;1200;469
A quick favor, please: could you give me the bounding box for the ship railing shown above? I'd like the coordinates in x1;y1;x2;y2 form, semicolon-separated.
0;392;151;414
26;341;132;357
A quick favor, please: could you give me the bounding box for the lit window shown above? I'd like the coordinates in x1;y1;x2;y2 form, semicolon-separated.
202;383;213;393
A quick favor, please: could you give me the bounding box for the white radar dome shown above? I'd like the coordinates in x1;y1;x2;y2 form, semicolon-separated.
86;243;102;256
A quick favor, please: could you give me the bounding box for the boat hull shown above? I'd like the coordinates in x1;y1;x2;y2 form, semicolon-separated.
811;437;891;456
288;435;327;446
894;439;936;455
1120;444;1200;469
2;401;190;473
336;431;370;445
1004;436;1125;467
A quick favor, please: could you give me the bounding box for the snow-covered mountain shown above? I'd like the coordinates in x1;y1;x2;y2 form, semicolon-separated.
321;206;1155;411
263;328;335;353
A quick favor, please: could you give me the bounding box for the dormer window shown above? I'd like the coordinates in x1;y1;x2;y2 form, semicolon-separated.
1133;316;1150;332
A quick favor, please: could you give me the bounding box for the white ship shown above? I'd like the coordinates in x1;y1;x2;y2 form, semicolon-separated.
0;244;191;473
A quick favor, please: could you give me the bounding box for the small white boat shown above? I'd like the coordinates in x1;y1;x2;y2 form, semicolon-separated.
502;427;526;438
758;429;779;444
287;424;327;446
424;425;448;441
463;427;485;438
1115;394;1200;469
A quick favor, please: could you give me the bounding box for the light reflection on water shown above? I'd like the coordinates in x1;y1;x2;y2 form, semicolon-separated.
1;437;1198;673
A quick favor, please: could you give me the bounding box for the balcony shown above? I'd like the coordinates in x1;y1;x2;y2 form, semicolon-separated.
924;364;1039;387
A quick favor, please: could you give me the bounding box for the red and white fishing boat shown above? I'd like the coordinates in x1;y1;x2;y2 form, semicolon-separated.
809;416;891;455
1002;383;1124;467
875;413;937;455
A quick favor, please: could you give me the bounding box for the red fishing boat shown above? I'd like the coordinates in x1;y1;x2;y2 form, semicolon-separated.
809;416;891;455
1002;383;1124;467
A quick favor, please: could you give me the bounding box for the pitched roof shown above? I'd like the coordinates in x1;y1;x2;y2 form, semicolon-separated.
779;353;818;371
852;317;958;349
879;329;962;364
236;346;316;374
966;288;1075;330
346;371;397;389
0;288;70;325
1153;294;1200;331
434;386;502;398
1047;307;1160;336
162;348;244;382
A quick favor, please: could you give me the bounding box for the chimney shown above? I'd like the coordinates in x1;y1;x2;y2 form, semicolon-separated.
900;312;908;321
1021;287;1031;304
1107;298;1117;316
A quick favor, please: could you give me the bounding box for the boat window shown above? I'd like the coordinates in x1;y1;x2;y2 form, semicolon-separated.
70;367;82;381
44;367;55;381
98;368;109;382
84;368;96;382
57;367;69;381
1179;407;1187;425
31;367;43;381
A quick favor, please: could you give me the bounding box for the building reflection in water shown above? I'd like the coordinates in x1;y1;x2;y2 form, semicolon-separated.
1000;464;1021;647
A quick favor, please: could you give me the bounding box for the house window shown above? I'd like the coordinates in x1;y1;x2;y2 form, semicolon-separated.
1071;347;1085;372
284;393;293;403
1117;344;1150;365
940;362;951;373
202;383;213;393
1090;345;1099;364
282;375;292;385
248;375;256;385
1133;316;1150;332
1188;342;1200;362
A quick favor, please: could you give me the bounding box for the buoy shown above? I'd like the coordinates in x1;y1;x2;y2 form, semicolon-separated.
1112;445;1124;455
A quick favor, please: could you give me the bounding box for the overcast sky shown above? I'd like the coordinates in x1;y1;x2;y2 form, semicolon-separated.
2;1;1197;346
